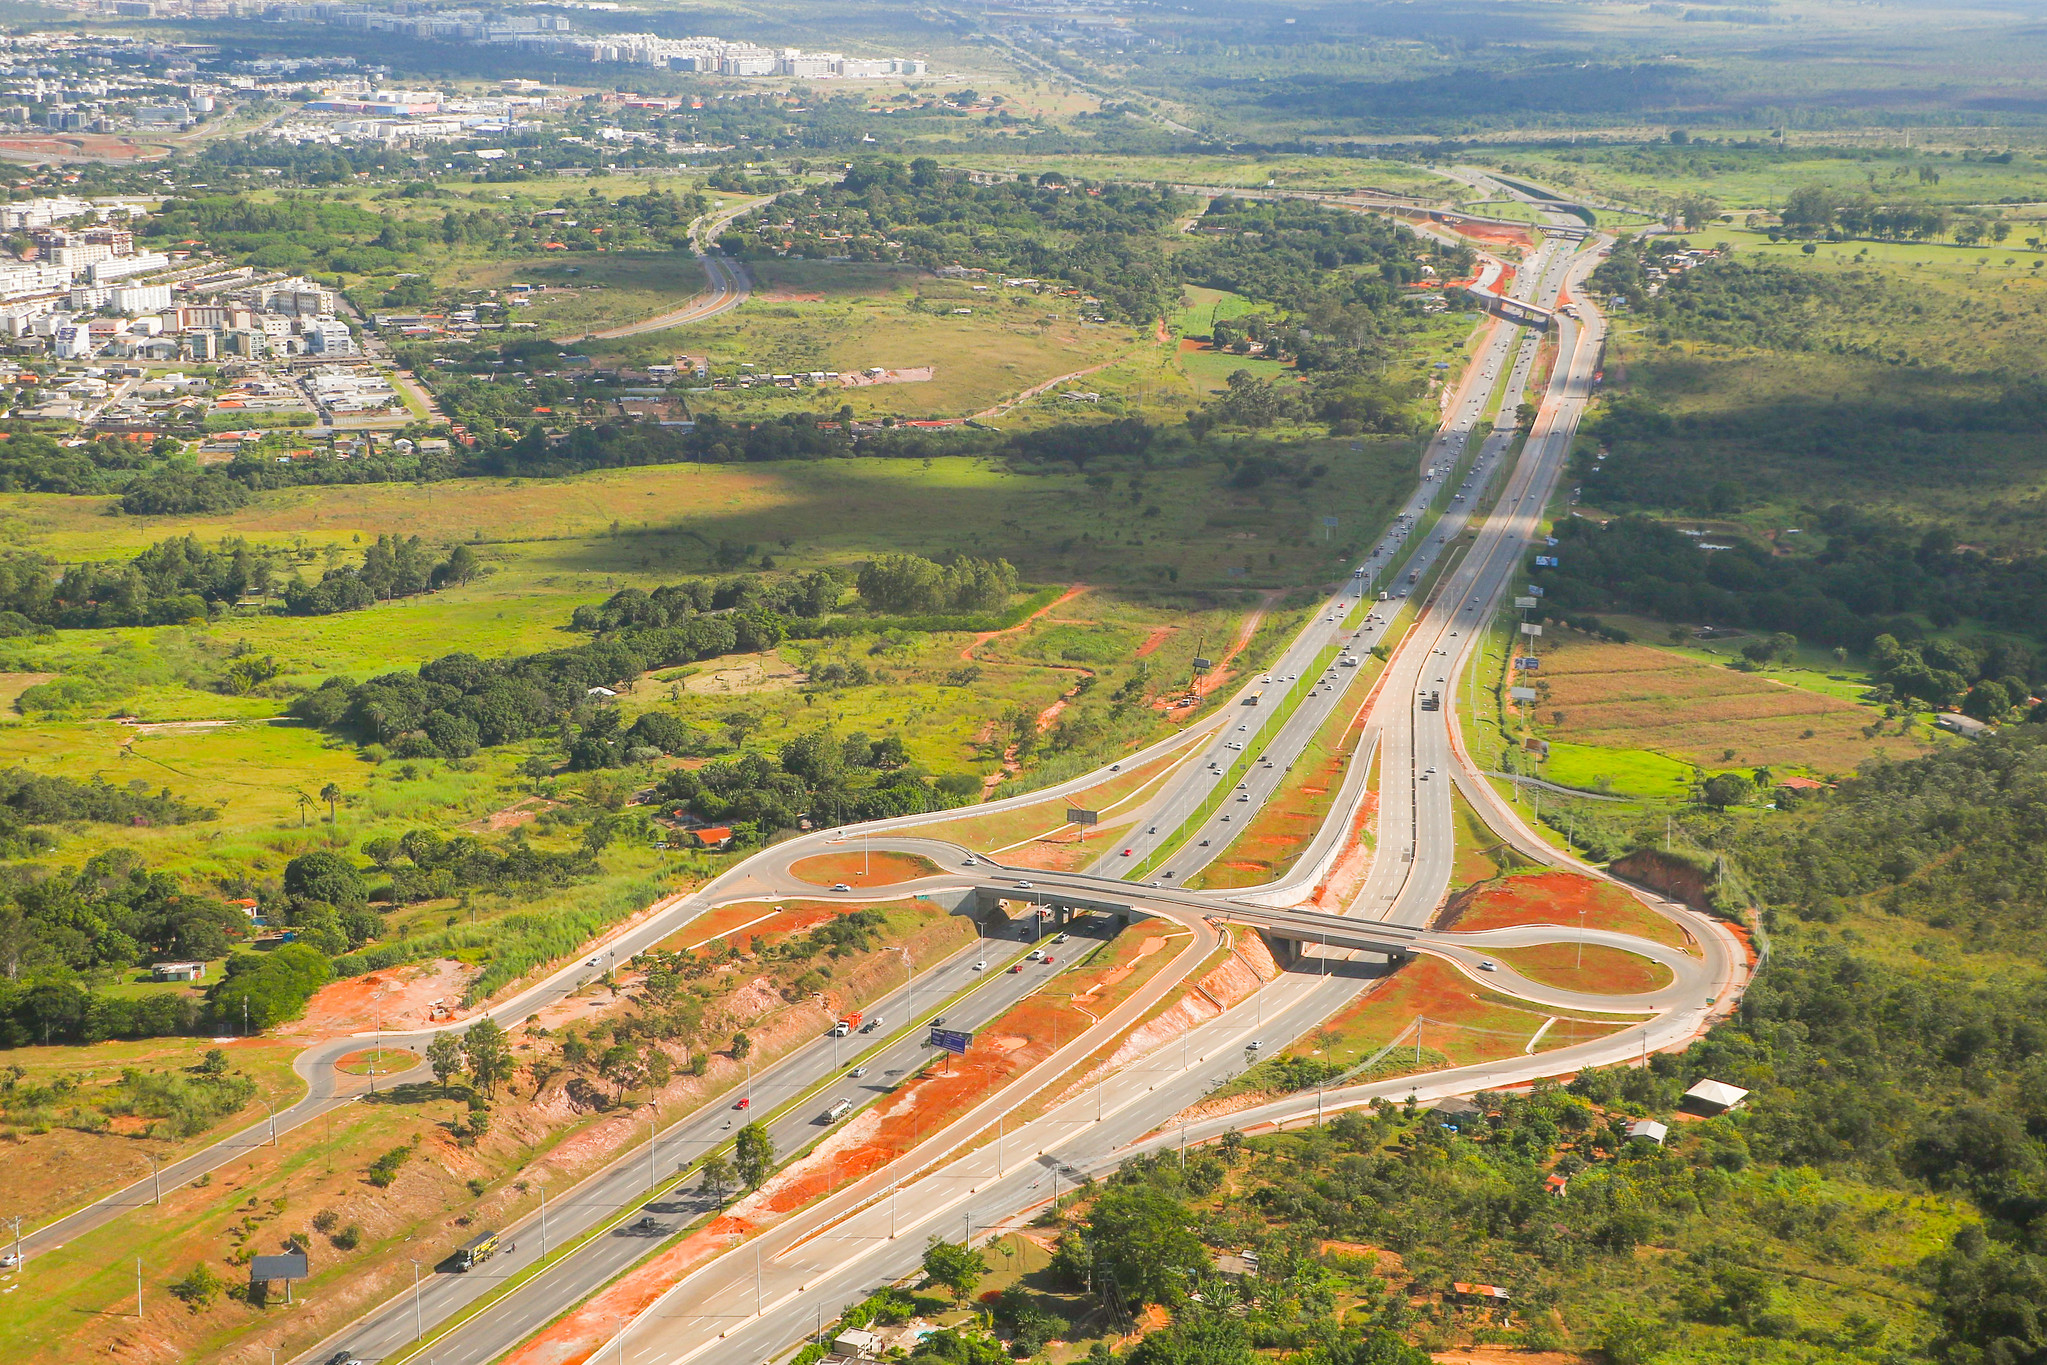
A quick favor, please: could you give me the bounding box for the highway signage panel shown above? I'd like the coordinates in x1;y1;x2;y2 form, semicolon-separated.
1192;657;1212;671
1510;686;1538;702
1066;808;1099;827
1520;623;1543;637
1515;656;1541;670
1514;596;1537;609
928;1028;974;1055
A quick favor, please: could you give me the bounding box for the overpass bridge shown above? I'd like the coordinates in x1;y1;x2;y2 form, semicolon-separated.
971;876;1429;960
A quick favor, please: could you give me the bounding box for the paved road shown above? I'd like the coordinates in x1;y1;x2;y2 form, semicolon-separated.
586;197;764;340
558;226;1748;1365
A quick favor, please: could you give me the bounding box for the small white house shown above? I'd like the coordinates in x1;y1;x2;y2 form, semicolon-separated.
1627;1119;1669;1145
1681;1079;1750;1116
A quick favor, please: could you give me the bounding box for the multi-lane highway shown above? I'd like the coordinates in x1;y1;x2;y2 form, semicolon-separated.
20;181;1747;1365
472;220;1746;1365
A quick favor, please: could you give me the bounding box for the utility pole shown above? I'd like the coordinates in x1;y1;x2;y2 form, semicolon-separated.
137;1258;143;1318
540;1185;548;1261
411;1260;423;1339
147;1153;162;1205
265;1101;276;1145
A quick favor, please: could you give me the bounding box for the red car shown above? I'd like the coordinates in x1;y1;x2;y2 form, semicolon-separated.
1042;956;1055;966
1010;963;1023;973
735;1097;751;1110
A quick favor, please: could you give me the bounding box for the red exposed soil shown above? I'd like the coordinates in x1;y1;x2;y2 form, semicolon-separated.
280;958;478;1041
1438;870;1695;954
1134;625;1177;657
1159;590;1282;718
960;584;1090;662
789;850;942;888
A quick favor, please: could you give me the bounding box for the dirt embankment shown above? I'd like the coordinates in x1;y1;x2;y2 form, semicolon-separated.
1063;931;1280;1094
1608;849;1716;913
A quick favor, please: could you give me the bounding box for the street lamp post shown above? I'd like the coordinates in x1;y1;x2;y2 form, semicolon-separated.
410;1259;423;1339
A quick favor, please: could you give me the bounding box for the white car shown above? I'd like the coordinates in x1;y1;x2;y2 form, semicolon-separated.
832;883;852;893
972;960;987;972
1479;960;1497;972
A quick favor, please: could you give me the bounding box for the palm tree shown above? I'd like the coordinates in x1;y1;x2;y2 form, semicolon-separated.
319;783;342;824
293;790;314;828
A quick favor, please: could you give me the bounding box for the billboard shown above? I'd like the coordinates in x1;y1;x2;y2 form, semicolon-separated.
928;1028;974;1055
1066;808;1099;827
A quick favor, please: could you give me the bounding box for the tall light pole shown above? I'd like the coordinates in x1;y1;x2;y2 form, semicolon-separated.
410;1259;423;1339
3;1214;22;1272
540;1184;549;1261
146;1153;162;1205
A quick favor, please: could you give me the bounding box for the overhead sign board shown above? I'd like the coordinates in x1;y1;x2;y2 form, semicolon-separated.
928;1028;974;1056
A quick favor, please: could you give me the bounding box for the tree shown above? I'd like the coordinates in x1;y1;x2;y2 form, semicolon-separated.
598;1042;644;1099
319;782;342;823
464;1016;512;1097
168;1262;227;1312
699;1153;735;1202
426;1030;466;1087
283;849;366;907
1701;772;1753;810
730;1029;753;1062
922;1238;988;1306
1080;1186;1211;1308
734;1120;775;1190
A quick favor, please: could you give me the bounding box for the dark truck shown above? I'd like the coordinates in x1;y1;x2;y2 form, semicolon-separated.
1420;690;1441;712
454;1229;501;1271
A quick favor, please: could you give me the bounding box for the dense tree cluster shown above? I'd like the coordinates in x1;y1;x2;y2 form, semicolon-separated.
282;536;481;615
854;554;1017;615
1538;511;2047;661
732;158;1187;322
651;729;973;844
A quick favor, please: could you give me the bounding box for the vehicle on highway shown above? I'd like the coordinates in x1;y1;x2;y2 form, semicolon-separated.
1237;793;1250;802
861;1016;882;1033
961;856;976;866
1014;881;1033;890
735;1096;750;1109
634;1216;659;1232
326;1354;366;1365
831;883;851;893
823;1099;855;1123
1221;814;1232;822
1010;963;1023;973
454;1229;501;1271
831;1020;852;1037
1245;1040;1262;1051
850;1066;867;1078
1199;838;1211;846
972;960;987;971
1027;948;1045;961
1042;956;1055;966
1479;960;1497;972
1121;847;1134;857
